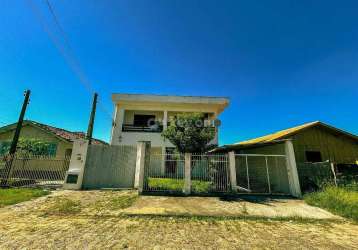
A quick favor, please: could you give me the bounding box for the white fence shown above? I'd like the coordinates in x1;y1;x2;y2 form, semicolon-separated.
143;152;291;195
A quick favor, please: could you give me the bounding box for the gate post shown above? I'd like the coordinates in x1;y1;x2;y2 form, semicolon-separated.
285;140;302;198
184;153;191;195
63;139;89;190
134;141;150;193
228;151;237;192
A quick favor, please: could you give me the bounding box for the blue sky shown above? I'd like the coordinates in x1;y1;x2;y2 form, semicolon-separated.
0;0;357;145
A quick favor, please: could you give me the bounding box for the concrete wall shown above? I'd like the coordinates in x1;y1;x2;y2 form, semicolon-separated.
111;102;223;148
0;125;73;158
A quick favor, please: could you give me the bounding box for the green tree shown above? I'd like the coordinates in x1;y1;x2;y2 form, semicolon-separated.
161;113;215;153
0;138;56;156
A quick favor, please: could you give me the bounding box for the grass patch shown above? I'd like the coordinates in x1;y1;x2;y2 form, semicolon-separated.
108;193;138;210
0;188;49;207
147;178;211;193
45;198;81;215
92;192;138;212
304;186;358;221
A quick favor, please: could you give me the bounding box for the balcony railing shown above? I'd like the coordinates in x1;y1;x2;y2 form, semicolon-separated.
122;124;163;133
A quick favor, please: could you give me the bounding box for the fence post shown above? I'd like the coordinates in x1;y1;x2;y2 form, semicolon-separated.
184;153;191;195
228;151;237;192
63;139;89;190
134;141;150;193
284;140;302;198
330;162;337;186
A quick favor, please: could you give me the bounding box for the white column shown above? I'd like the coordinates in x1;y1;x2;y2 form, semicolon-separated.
228;151;237;192
285;140;302;198
184;153;191;195
63;139;89;190
110;106;125;145
163;110;168;130
134;141;151;193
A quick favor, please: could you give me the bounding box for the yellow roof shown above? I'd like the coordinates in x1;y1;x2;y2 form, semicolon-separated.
236;121;320;145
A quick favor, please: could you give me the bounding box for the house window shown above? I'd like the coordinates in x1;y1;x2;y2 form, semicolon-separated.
0;141;11;156
133;115;156;127
65;148;72;158
305;151;322;163
47;144;57;156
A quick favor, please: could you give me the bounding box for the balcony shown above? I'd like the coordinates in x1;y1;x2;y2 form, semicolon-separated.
122;124;163;133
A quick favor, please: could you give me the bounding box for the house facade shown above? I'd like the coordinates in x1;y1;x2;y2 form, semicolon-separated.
110;93;229;154
214;121;358;190
0;120;106;158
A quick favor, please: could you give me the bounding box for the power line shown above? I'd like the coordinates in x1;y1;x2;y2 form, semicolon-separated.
27;0;115;125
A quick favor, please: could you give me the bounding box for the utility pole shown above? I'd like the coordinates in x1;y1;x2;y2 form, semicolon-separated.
9;90;31;154
86;93;98;145
1;90;31;187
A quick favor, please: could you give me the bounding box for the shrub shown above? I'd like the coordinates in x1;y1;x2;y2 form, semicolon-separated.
147;178;212;193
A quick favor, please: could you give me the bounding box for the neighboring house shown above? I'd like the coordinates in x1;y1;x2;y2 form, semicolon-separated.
0;120;107;158
110;93;229;155
215;121;358;173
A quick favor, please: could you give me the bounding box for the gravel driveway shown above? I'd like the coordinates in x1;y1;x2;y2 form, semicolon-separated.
0;190;357;249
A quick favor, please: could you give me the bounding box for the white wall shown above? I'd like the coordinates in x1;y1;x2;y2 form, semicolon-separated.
110;103;223;148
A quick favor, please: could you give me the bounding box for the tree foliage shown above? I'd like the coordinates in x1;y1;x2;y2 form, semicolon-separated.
161;113;215;153
0;138;56;156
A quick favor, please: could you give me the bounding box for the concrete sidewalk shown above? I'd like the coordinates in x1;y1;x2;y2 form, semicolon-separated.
124;195;340;219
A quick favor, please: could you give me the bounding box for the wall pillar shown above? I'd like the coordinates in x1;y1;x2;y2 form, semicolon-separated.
184;153;191;195
134;141;151;193
228;151;237;192
285;140;302;198
110;106;125;145
63;139;89;190
163;110;168;130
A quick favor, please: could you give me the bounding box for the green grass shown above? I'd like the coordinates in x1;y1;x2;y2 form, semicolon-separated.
45;198;81;215
304;186;358;221
0;188;49;207
108;193;138;209
147;178;211;193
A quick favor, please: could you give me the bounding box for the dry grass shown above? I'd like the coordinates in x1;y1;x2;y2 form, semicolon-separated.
0;190;357;249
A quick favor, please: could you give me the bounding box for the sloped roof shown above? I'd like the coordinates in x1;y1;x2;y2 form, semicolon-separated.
237;121;320;145
214;121;358;152
0;120;107;145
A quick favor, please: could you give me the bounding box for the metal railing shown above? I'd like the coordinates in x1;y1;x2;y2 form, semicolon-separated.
143;153;185;192
122;124;163;132
0;154;70;188
191;154;230;193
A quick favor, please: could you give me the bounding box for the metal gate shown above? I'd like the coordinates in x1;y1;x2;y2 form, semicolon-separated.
143;152;185;193
235;154;290;194
82;145;137;189
191;154;230;193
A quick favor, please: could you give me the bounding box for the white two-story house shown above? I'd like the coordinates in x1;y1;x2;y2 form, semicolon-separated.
110;93;229;155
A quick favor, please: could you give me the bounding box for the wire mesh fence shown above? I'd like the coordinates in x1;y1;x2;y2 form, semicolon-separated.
0;154;70;188
235;154;290;194
143;153;185;192
191;154;230;193
297;161;334;192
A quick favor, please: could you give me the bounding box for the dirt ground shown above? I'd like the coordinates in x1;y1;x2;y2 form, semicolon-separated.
0;190;358;249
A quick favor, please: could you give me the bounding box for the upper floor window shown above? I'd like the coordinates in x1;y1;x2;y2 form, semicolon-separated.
133;115;156;127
